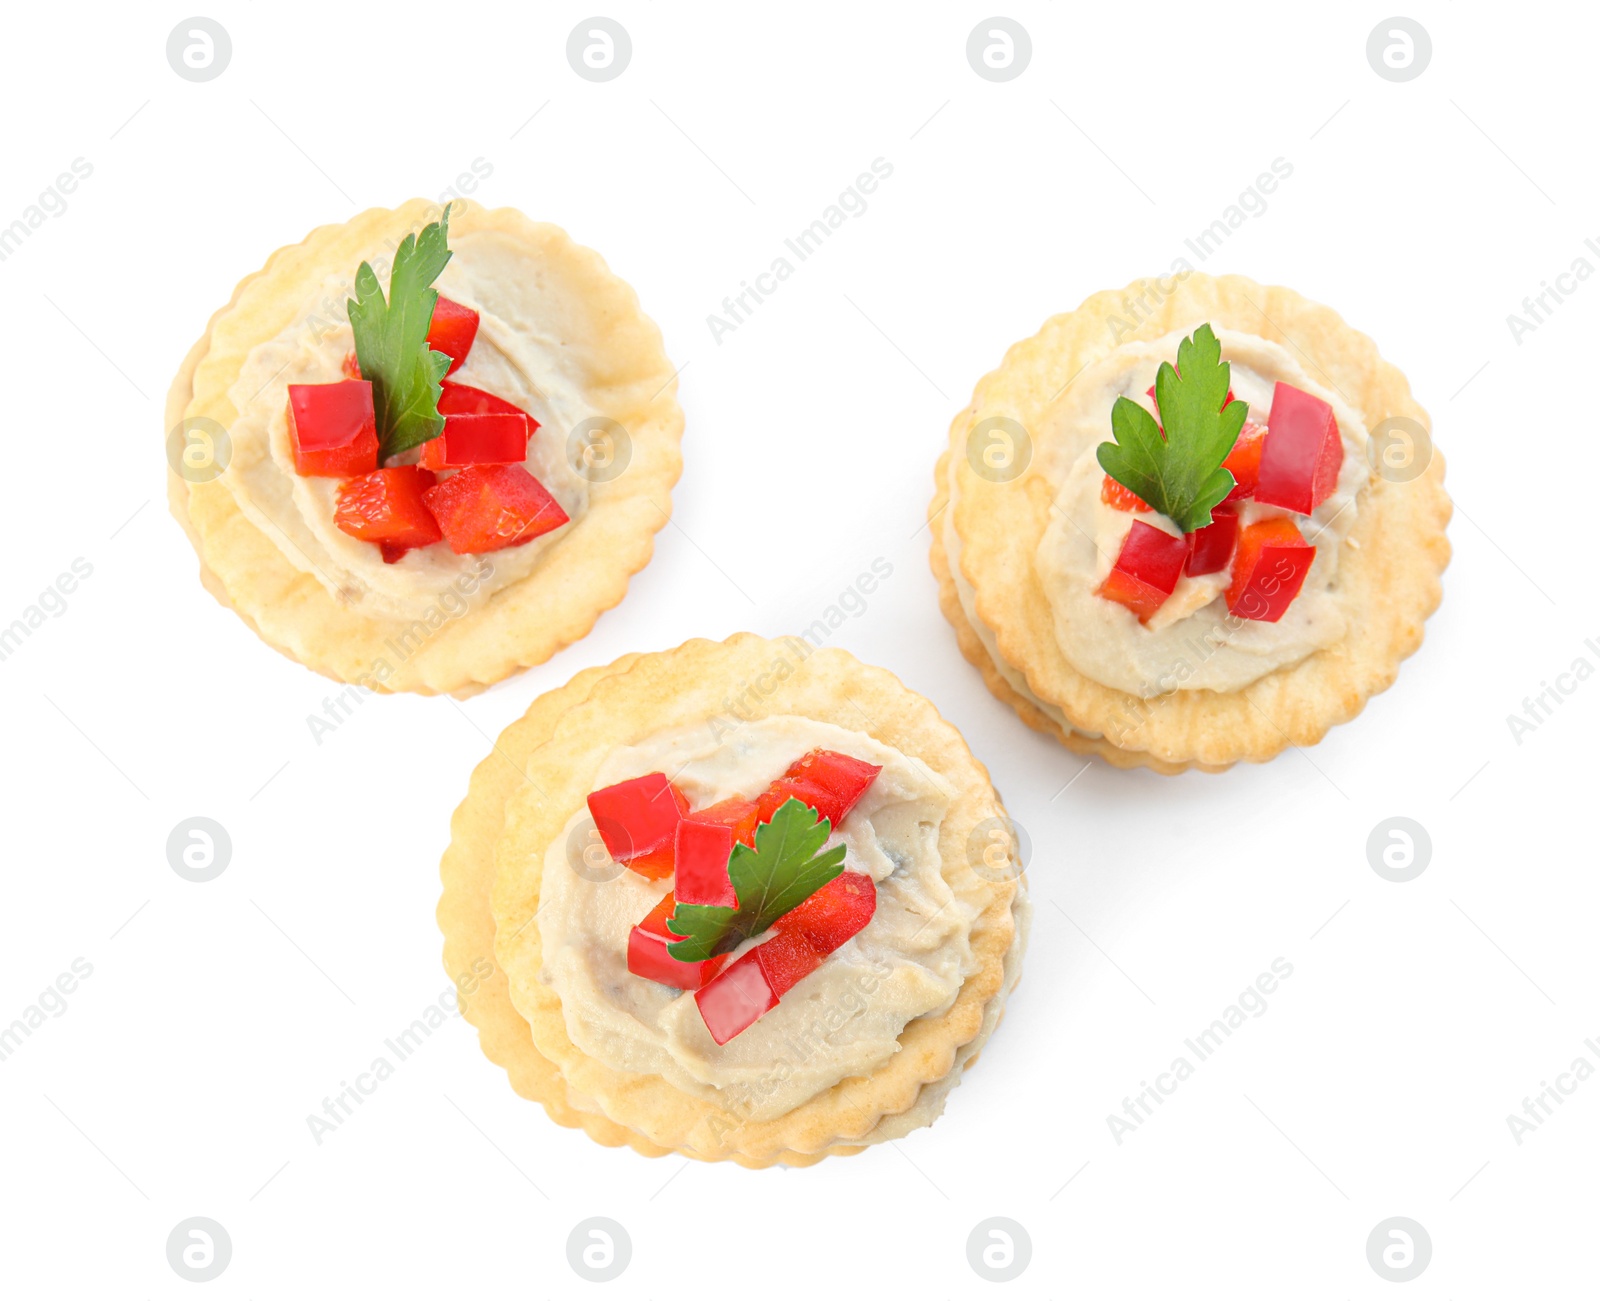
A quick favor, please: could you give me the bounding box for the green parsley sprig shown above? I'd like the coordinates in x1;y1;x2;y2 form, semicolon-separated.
348;205;454;461
1096;323;1248;534
665;798;846;962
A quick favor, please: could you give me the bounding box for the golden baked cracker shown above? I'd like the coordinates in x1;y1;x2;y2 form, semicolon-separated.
436;651;840;1168
438;654;666;1158
444;634;1024;1166
167;200;683;695
928;451;1207;776
938;274;1451;770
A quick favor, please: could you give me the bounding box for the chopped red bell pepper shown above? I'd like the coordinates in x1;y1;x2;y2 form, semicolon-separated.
418;412;529;470
334;466;442;559
1255;383;1343;514
422;464;569;554
1097;520;1190;622
692;870;877;1043
627;892;728;991
780;870;876;954
586;773;689;879
287;381;379;477
1222;420;1268;502
438;381;538;426
753;928;823;999
426;296;480;376
1225;518;1316;622
1185;504;1239;576
754;778;828;830
1101;475;1151;513
341;351;362;380
673;818;737;908
780;750;882;828
694;948;783;1044
693;797;761;847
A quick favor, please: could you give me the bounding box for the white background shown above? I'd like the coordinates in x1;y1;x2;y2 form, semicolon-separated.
2;2;1595;1296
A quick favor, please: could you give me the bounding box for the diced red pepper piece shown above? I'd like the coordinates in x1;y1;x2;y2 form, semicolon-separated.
438;381;538;428
1101;475;1150;513
693;797;761;847
694;930;824;1044
426;296;480;376
287;381;379;477
1222;420;1268;502
627;893;727;991
1097;520;1190;622
753;927;822;998
780;870;876;955
341;351;362;380
754;779;829;830
1185;504;1239;576
692;872;879;1042
419;412;529;470
674;818;737;908
422;464;569;554
334;466;442;558
780;750;882;828
586;774;690;879
694;949;781;1045
1225;518;1316;622
1255;383;1343;514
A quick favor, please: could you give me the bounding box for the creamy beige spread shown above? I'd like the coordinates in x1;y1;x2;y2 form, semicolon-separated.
223;229;592;621
537;717;983;1122
950;326;1368;701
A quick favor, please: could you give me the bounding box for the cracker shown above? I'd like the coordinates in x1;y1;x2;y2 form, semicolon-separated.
167;200;683;695
439;635;1027;1166
935;274;1451;770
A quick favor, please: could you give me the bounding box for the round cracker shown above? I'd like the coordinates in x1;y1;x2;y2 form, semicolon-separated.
440;634;1026;1166
167;199;683;695
935;274;1451;770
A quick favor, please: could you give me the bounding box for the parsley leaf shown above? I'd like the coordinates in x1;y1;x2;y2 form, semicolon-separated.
347;205;454;461
1095;323;1248;534
665;798;847;962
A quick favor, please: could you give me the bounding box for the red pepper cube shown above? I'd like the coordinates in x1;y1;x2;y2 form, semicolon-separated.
674;819;737;908
1255;383;1343;514
438;381;539;429
1185;505;1239;577
781;750;882;828
426;296;480;376
754;779;831;831
1101;475;1150;513
693;797;761;847
287;381;379;477
586;774;689;878
334;466;443;557
1225;518;1316;622
627;893;727;991
1222;420;1269;502
1097;520;1190;623
754;928;822;998
418;412;530;470
779;871;876;955
341;351;362;380
694;949;779;1045
422;464;569;554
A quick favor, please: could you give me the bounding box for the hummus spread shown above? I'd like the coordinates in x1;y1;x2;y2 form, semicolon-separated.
950;326;1368;701
537;716;982;1122
223;228;592;622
